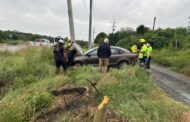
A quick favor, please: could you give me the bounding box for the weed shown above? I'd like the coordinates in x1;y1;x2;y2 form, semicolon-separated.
153;48;190;76
0;47;189;122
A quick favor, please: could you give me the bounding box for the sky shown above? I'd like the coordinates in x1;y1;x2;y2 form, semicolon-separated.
0;0;189;40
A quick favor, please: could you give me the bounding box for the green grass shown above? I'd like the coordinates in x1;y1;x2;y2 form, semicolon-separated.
0;47;189;122
153;48;190;76
95;67;188;122
0;47;70;121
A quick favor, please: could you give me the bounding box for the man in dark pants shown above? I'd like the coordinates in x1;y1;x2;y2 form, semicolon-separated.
67;48;77;67
97;38;111;79
53;39;67;74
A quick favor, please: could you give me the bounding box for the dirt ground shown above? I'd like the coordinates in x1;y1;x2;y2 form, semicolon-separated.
36;84;127;122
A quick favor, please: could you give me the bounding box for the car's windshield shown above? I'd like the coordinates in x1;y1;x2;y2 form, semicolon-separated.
84;48;98;55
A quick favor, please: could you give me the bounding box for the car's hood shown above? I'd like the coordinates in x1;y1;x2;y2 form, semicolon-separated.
72;42;84;55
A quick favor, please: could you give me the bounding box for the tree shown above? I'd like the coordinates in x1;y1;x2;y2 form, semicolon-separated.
108;33;119;45
94;32;107;45
12;34;18;40
136;25;149;35
116;35;137;50
118;27;135;40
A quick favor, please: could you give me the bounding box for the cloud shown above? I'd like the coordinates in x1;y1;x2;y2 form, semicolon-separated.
0;0;189;40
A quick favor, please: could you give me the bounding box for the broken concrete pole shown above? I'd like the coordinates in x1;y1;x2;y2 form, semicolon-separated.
93;96;109;122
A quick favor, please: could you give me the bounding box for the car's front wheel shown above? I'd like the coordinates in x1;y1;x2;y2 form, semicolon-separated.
118;61;129;69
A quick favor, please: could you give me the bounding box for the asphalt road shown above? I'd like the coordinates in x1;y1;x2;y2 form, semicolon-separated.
150;64;190;106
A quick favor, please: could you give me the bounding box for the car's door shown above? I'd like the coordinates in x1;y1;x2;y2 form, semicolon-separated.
85;49;99;65
109;48;124;65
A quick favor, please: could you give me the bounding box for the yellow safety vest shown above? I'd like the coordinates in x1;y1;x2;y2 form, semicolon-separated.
131;45;137;53
138;44;147;58
147;46;153;57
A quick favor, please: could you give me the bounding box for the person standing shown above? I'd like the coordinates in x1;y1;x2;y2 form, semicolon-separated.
138;38;148;67
97;38;111;78
131;45;138;53
53;39;67;74
67;48;77;67
131;44;138;65
145;43;153;69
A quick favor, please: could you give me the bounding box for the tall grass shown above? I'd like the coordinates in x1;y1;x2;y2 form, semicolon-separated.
0;47;189;122
153;48;190;76
68;66;189;122
0;47;69;121
97;67;188;121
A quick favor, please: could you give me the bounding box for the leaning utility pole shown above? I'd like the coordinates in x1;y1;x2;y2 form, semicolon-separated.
153;17;156;31
88;0;93;49
111;19;116;34
67;0;75;43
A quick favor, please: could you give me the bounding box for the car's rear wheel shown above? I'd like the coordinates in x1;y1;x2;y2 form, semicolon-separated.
118;61;129;69
75;61;83;67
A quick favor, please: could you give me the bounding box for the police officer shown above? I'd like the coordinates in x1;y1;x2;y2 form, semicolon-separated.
53;39;67;74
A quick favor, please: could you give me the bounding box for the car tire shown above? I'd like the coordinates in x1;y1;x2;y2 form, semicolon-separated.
118;61;129;69
75;61;84;67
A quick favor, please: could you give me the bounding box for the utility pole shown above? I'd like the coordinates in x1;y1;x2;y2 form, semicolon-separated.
67;0;75;43
153;17;156;31
111;19;116;34
88;0;93;49
92;27;95;45
188;16;190;34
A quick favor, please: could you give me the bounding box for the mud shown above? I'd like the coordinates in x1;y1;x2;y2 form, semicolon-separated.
36;84;128;122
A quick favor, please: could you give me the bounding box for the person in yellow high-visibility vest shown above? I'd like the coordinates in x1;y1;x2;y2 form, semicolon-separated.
145;43;153;69
138;38;147;66
131;45;138;53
